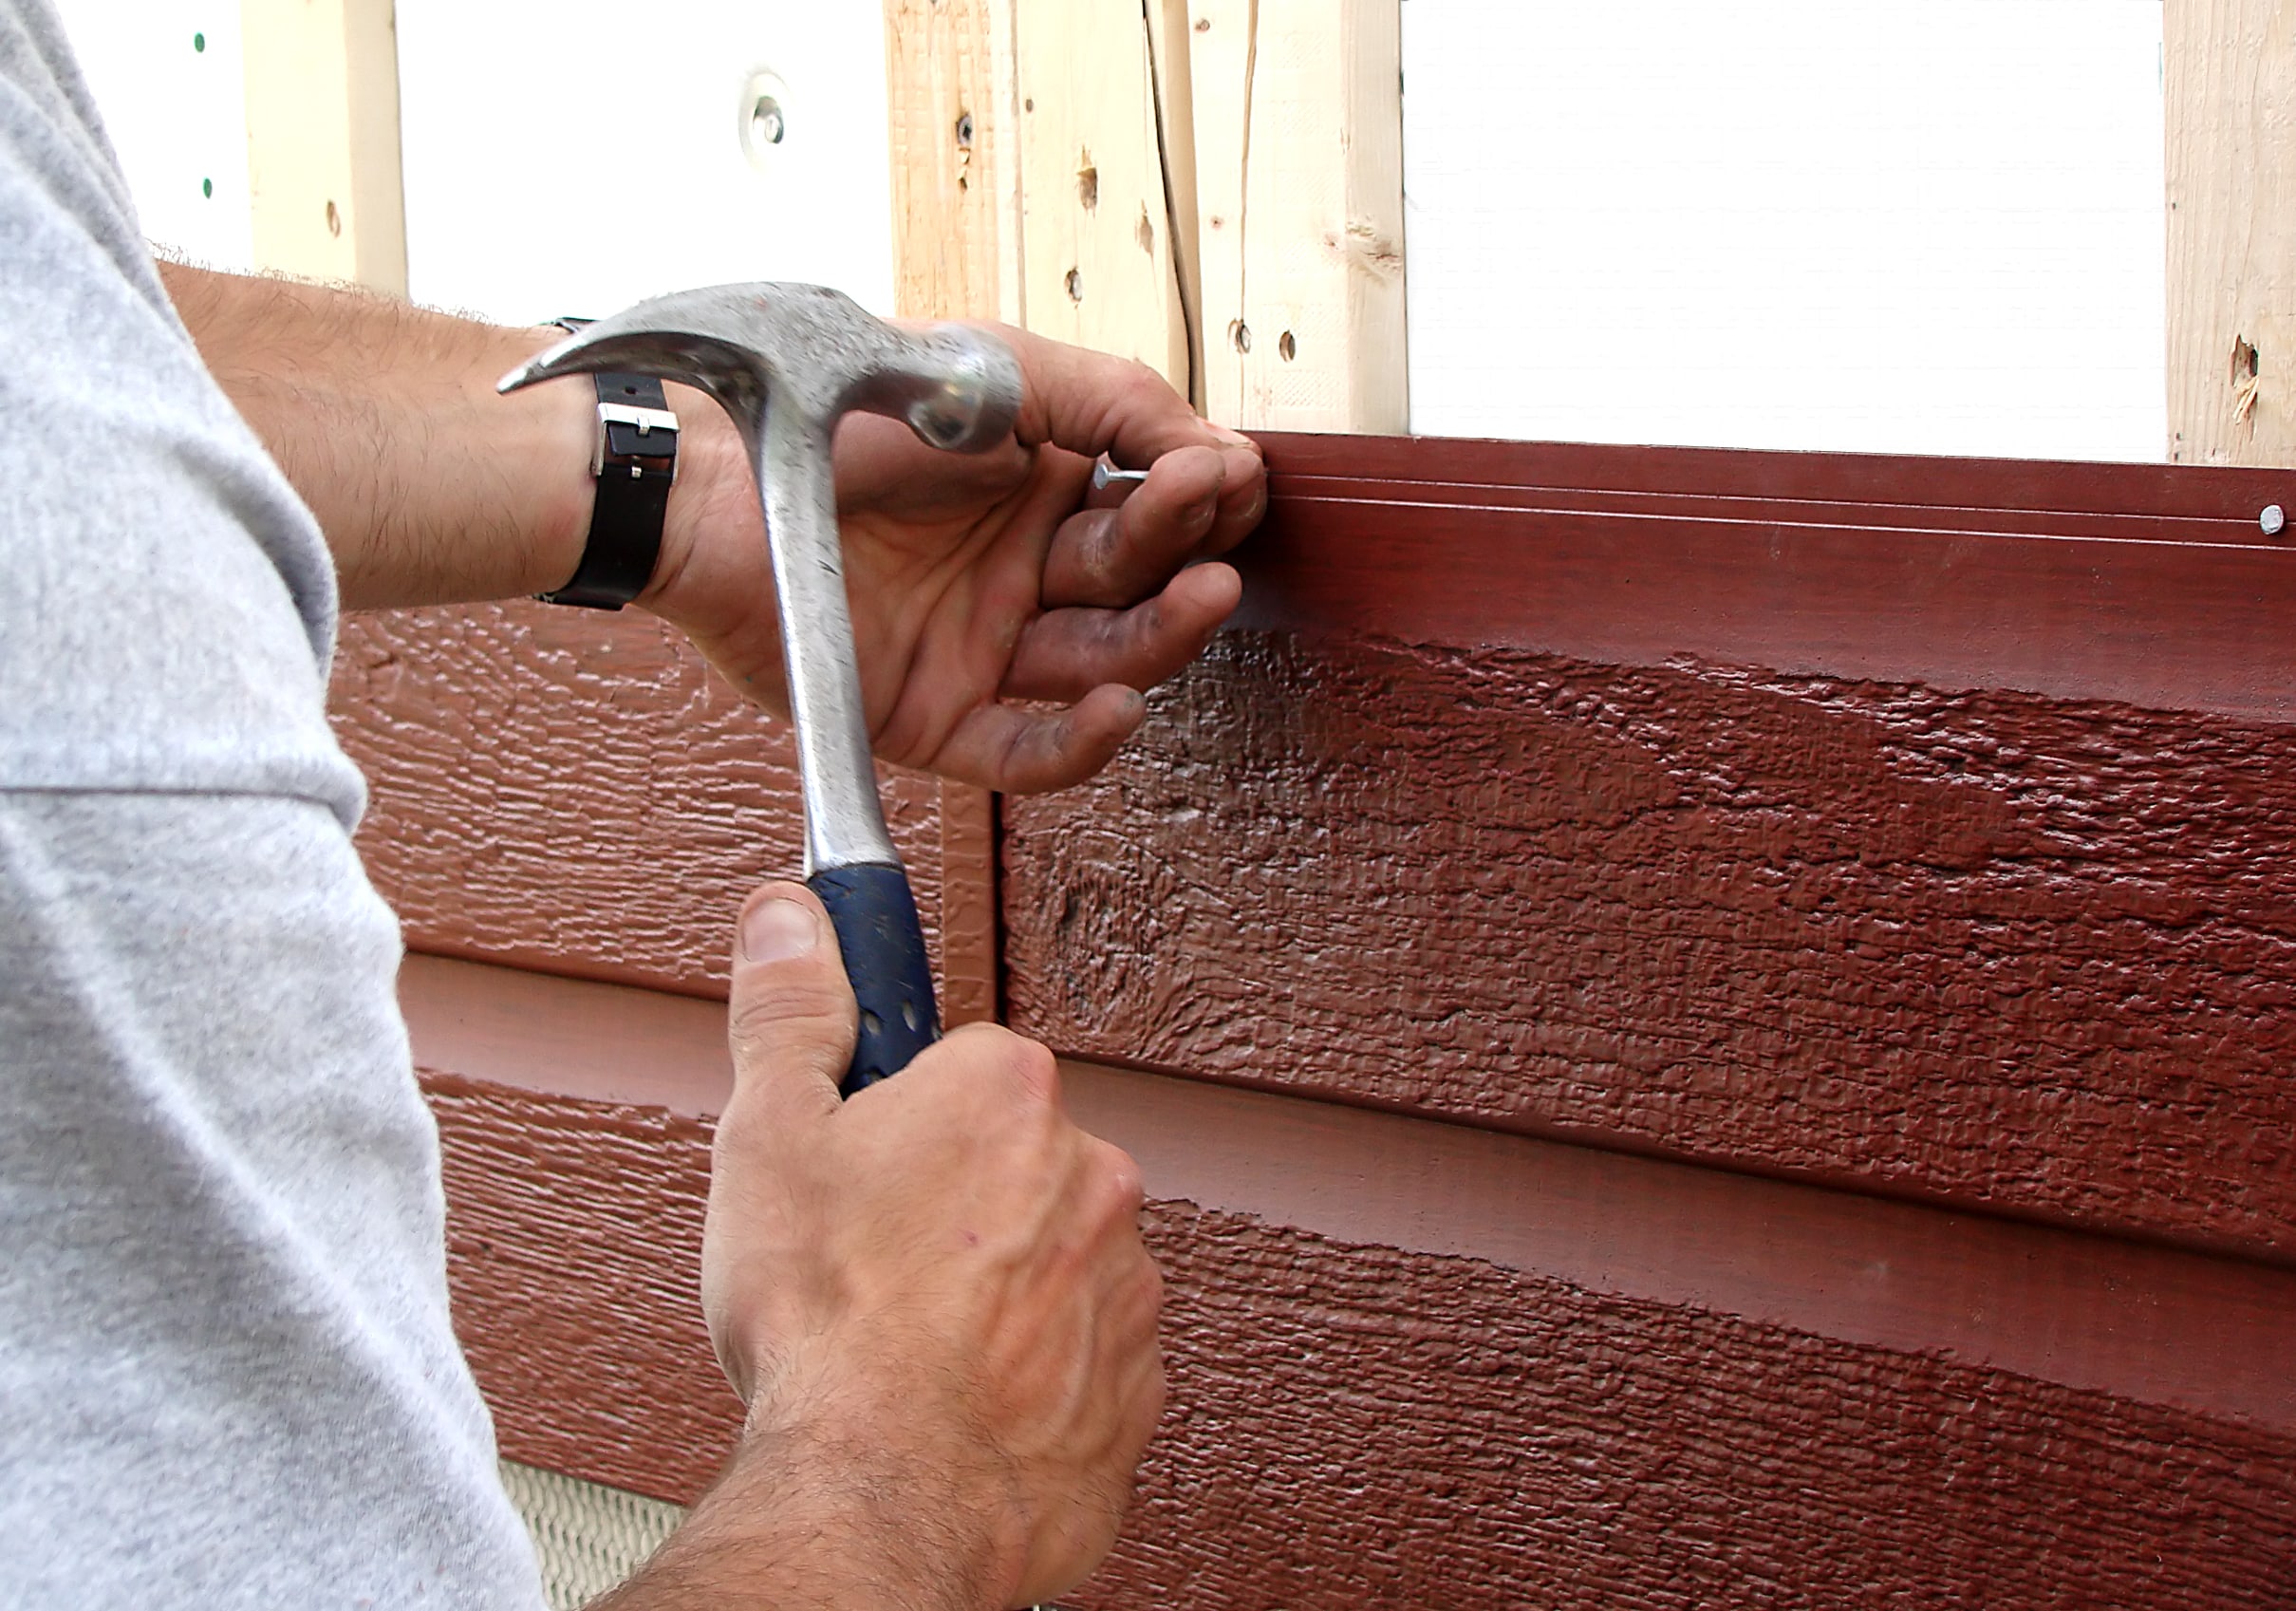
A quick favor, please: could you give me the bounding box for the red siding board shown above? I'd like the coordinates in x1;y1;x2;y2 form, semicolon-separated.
1107;1202;2296;1611
1004;434;2296;1259
417;1061;2296;1611
327;601;960;1001
1238;438;2296;723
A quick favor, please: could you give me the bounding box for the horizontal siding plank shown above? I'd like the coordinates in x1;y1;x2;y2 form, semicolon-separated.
1240;433;2296;722
405;959;2296;1608
1003;631;2296;1256
1006;435;2296;1257
327;602;953;999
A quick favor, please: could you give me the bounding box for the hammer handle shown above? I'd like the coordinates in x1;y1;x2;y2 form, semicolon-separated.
810;863;940;1096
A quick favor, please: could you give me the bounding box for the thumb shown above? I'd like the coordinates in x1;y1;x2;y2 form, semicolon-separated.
726;882;855;1126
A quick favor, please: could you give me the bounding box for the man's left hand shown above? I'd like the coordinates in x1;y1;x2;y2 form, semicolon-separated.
645;325;1265;795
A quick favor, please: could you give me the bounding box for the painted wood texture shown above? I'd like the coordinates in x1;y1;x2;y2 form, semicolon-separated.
1002;434;2296;1258
326;601;996;1013
405;958;2296;1610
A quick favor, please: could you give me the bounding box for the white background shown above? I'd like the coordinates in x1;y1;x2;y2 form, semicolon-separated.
1402;0;2169;459
392;0;896;325
57;1;2169;460
56;0;254;271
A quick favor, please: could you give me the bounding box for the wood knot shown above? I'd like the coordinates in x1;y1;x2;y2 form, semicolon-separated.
1332;217;1403;282
2231;334;2261;431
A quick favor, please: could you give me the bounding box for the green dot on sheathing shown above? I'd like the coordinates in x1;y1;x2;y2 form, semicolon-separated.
200;178;212;198
193;31;205;51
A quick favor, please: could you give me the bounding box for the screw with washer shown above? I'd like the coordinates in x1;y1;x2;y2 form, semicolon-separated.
2264;504;2287;537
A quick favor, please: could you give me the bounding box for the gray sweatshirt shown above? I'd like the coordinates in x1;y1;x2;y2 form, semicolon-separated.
0;4;547;1603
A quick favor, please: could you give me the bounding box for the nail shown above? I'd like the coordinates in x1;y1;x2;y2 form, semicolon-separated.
742;895;817;962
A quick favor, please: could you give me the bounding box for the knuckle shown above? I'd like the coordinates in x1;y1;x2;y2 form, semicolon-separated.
1123;359;1171;403
1092;1140;1147;1213
727;986;850;1067
940;1023;1063;1104
1005;1034;1064;1103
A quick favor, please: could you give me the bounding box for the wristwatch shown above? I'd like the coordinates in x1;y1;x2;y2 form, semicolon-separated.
536;316;680;610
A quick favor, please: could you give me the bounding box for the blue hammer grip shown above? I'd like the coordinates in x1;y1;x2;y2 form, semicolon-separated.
809;862;940;1096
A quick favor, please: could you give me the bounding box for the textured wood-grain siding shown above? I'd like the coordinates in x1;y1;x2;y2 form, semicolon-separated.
327;602;952;1000
419;1069;2296;1611
1002;631;2296;1258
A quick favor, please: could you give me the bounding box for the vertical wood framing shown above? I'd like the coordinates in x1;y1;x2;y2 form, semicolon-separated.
240;0;407;294
885;0;1025;328
885;0;1021;1025
2166;0;2296;465
1188;0;1407;431
1013;0;1200;398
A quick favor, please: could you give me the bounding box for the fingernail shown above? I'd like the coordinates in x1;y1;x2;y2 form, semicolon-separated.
742;896;817;962
1209;423;1256;448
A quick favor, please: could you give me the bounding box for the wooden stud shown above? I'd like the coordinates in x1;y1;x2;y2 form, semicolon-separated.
884;0;1025;1024
885;0;1024;328
239;0;406;294
2166;0;2296;465
1188;0;1407;432
1013;0;1198;396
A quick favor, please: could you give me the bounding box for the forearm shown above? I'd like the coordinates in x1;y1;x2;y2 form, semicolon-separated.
594;1400;1013;1611
157;261;600;610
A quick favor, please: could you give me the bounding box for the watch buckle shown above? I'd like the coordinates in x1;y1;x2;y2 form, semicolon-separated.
594;403;681;480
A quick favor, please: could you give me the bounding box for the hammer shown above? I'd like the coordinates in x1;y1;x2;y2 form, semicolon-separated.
500;284;1023;1096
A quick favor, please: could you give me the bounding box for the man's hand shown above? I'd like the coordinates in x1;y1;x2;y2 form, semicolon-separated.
648;325;1265;793
604;885;1163;1611
160;263;1263;796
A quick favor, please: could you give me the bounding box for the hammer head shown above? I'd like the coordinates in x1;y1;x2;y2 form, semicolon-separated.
495;281;1021;456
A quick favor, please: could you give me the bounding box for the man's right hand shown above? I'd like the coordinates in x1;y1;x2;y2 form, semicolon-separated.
601;884;1165;1611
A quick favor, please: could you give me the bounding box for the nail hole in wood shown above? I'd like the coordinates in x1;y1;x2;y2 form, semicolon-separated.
1066;268;1084;303
1077;150;1098;211
325;199;342;237
1279;330;1297;362
1230;320;1251;354
955;112;973;148
1136;207;1155;254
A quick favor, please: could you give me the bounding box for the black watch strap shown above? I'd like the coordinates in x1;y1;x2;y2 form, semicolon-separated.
537;319;679;610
